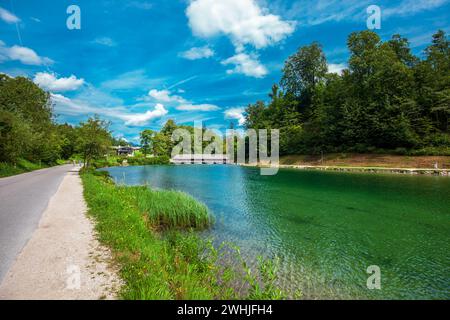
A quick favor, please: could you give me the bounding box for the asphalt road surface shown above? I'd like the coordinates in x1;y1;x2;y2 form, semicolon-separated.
0;165;73;283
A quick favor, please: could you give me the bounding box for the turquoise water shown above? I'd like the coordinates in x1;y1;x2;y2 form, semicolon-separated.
104;165;450;299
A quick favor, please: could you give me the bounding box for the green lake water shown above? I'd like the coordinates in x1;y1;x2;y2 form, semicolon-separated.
104;165;450;299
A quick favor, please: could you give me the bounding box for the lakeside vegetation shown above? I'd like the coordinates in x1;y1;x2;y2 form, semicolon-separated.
92;155;170;169
81;170;288;299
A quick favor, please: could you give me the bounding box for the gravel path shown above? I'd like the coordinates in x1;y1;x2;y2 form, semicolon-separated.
0;167;121;300
0;165;72;282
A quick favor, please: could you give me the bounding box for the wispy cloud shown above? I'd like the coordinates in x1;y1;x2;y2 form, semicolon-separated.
51;94;168;126
176;104;219;111
91;37;117;47
126;1;153;10
283;0;449;26
167;75;198;90
75;85;124;107
384;0;449;18
0;7;20;24
101;69;162;90
293;0;370;25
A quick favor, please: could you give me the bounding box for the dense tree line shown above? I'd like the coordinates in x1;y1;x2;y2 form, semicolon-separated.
0;74;113;167
140;119;224;157
245;30;450;156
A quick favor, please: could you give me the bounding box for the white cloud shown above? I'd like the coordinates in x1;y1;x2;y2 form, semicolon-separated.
51;94;168;126
328;63;346;75
121;103;168;126
92;37;117;47
179;46;214;60
0;41;53;65
33;72;85;92
0;7;20;24
186;0;295;49
176;104;219;111
224;107;246;126
221;53;268;78
148;89;187;103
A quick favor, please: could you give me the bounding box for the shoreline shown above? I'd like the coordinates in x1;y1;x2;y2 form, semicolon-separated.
276;164;450;176
101;162;450;176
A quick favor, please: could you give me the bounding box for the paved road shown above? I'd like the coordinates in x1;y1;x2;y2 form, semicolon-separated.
0;165;74;283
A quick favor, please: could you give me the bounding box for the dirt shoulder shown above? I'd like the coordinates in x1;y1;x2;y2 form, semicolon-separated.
0;167;121;300
280;154;450;169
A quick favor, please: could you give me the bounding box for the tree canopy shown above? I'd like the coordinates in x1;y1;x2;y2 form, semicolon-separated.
245;30;450;156
0;74;115;166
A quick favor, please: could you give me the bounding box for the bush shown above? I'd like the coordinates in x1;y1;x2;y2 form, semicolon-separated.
0;158;47;178
394;147;408;155
408;146;450;156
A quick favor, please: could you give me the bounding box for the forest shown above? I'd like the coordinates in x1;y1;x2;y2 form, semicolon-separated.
244;30;450;156
0;73;113;173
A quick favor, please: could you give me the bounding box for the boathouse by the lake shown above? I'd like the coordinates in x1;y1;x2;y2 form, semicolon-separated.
171;154;229;164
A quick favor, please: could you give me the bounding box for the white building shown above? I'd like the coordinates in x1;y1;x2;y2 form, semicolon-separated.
171;154;229;164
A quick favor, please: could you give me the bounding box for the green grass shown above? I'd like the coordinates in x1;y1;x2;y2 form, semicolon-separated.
0;159;48;178
81;171;287;300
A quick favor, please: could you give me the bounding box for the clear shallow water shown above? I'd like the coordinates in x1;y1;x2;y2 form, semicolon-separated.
104;165;450;299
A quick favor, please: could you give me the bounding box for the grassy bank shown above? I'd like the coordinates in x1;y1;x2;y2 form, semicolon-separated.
91;155;170;169
81;171;286;299
0;159;51;178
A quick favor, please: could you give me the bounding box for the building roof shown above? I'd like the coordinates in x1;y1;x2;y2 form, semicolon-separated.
172;154;228;160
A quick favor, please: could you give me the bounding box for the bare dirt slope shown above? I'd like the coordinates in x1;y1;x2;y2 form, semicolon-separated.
280;154;450;169
0;167;121;300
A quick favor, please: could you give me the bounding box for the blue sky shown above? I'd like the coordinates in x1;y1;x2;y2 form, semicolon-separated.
0;0;449;143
